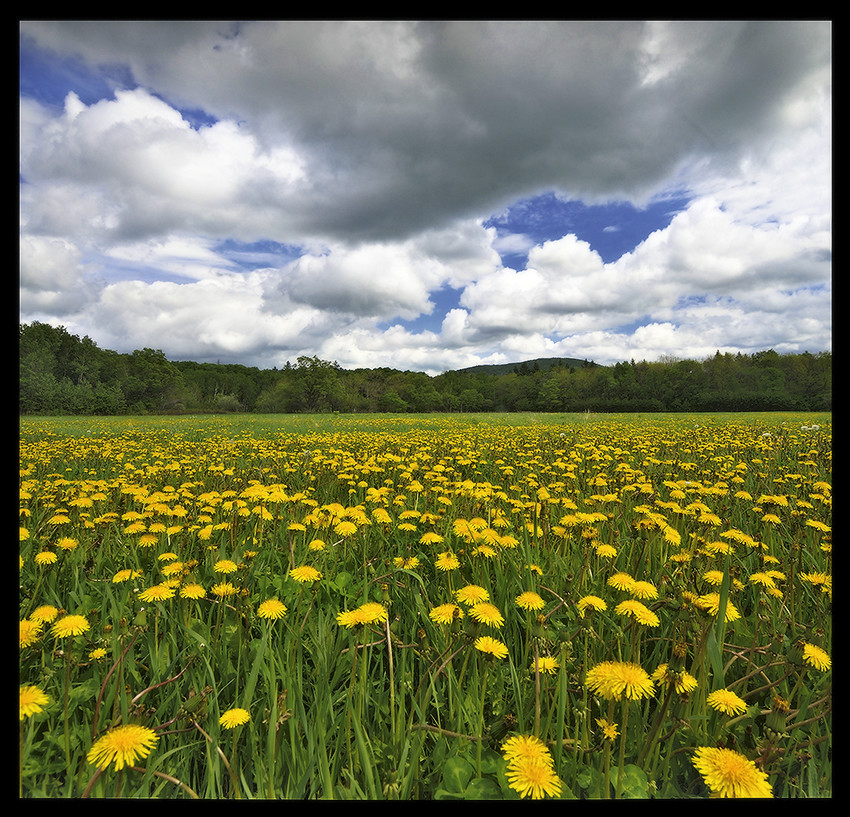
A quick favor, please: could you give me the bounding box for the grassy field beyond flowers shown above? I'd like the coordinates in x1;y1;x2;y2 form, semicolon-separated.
19;412;832;798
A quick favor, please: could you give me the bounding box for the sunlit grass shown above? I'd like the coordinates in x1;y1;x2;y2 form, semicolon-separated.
20;412;831;798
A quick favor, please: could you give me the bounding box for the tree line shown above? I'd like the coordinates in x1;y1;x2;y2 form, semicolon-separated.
19;321;831;416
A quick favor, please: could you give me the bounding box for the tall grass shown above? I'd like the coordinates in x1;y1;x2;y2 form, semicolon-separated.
20;412;831;798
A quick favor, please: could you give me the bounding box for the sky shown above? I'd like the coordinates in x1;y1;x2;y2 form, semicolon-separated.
19;20;832;375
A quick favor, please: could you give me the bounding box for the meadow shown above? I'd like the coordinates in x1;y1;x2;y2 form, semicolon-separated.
19;411;832;799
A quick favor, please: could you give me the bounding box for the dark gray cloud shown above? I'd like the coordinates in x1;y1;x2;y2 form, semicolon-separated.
21;20;830;245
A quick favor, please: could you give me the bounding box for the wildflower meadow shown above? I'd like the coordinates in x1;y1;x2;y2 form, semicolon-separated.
19;412;831;798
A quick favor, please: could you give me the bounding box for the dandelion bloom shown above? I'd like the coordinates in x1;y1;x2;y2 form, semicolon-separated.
652;664;698;694
615;599;660;627
585;661;655;701
532;655;560;675
211;582;238;598
801;643;831;671
393;556;420;570
516;591;545;611
213;559;238;574
469;602;505;628
257;598;288;620
505;756;562;800
89;647;108;660
20;685;49;720
35;551;58;566
30;605;60;623
358;602;389;625
429;603;463;625
435;551;460;571
138;583;176;603
334;520;358;537
595;544;617;559
501;734;552;767
691;746;773;798
20;618;43;648
289;565;322;584
337;609;365;628
88;724;159;771
629;580;659;600
455;584;489;605
577;595;607;617
474;635;509;659
607;572;635;591
52;614;91;638
695;593;741;623
707;688;748;716
180;583;206;599
112;568;142;583
419;532;444;546
219;708;251;729
595;718;619;741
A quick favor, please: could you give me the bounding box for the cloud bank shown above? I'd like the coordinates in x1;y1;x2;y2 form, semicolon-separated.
20;20;831;373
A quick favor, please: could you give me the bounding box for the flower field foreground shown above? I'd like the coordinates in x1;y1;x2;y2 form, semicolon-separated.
19;412;831;798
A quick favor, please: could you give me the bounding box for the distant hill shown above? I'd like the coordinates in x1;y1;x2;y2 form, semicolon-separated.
452;356;602;376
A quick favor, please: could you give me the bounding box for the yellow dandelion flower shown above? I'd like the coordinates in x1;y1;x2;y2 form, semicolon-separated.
393;556;420;570
138;583;176;603
707;688;748;716
596;717;620;741
20;684;50;720
532;655;560;675
89;647;108;660
419;531;444;546
213;559;238;574
112;568;142;583
334;520;358;537
211;582;238;598
691;746;773;798
607;572;635;591
615;599;660;627
474;635;509;659
257;598;288;620
577;595;607;616
429;603;463;625
51;614;91;638
358;602;389;624
505;756;562;800
595;543;618;559
695;592;741;623
337;609;365;628
801;643;831;671
180;583;206;599
702;569;726;586
515;591;545;611
30;605;60;623
629;580;659;600
435;551;460;571
652;663;698;694
501;734;552;767
35;551;58;566
455;584;489;605
289;565;322;584
20;618;43;648
469;602;505;627
219;708;251;729
585;660;655;701
57;537;78;551
88;724;159;771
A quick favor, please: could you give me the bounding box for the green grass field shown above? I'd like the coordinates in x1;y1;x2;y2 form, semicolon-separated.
19;412;832;798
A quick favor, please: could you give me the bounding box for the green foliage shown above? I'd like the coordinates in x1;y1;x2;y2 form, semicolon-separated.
20;322;831;416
